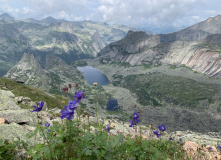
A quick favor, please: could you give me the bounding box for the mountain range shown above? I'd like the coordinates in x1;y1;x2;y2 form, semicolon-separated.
0;13;150;77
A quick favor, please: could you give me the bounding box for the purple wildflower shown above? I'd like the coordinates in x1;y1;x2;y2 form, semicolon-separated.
169;137;173;141
45;122;50;127
208;147;212;150
32;100;44;112
73;91;85;103
68;100;78;110
132;113;140;124
129;120;135;128
104;124;110;133
217;145;221;150
60;100;78;120
158;124;166;132
129;112;140;128
153;130;161;138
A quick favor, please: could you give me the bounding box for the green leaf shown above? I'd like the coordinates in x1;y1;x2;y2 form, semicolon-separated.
104;152;113;160
85;149;92;155
33;143;44;152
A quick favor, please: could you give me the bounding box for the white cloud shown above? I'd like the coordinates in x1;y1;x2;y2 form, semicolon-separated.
0;0;220;29
92;0;203;27
22;7;32;14
1;4;15;13
23;0;88;16
58;11;83;21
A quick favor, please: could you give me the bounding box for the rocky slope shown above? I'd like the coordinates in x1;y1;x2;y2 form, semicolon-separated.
159;15;221;42
161;40;221;77
97;15;221;78
98;30;161;66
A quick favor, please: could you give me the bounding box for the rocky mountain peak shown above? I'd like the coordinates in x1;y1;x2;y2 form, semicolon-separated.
15;53;43;72
0;13;14;21
42;16;57;22
127;30;135;37
3;53;48;88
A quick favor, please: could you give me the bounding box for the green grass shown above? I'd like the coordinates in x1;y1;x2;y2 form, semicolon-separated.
0;77;65;110
113;72;219;109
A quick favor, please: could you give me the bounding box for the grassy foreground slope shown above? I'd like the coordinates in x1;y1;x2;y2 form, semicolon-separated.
0;78;65;110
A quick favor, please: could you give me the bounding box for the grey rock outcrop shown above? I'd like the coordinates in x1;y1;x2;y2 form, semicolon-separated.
0;89;61;147
0;90;21;111
161;41;221;77
0;110;36;124
98;31;161;66
3;53;49;89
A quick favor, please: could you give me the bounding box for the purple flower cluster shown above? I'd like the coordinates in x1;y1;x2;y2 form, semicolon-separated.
153;124;166;139
45;122;50;127
129;113;140;128
73;91;85;103
153;130;161;138
60;100;78;120
61;91;85;120
31;91;85;121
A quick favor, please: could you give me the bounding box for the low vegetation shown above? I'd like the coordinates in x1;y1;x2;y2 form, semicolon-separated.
2;82;219;160
112;72;219;109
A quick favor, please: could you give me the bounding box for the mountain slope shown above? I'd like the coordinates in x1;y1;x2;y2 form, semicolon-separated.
159;15;221;42
160;33;221;77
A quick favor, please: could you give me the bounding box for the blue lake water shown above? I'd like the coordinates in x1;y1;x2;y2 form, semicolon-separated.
106;99;122;111
77;66;109;86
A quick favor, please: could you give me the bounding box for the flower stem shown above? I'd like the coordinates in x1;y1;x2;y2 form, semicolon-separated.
95;86;98;125
38;112;53;159
66;120;70;160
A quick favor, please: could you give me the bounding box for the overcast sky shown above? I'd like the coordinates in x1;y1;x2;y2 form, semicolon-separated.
0;0;220;29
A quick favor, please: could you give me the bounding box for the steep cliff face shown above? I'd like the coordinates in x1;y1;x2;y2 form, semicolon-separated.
91;32;106;56
98;30;161;65
161;42;221;77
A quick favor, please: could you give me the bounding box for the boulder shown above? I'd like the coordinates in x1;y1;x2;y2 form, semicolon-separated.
183;141;199;151
0;90;21;111
0;109;37;125
0;122;43;146
21;97;31;105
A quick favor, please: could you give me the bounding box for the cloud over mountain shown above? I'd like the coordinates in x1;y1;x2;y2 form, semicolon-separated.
0;0;221;30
